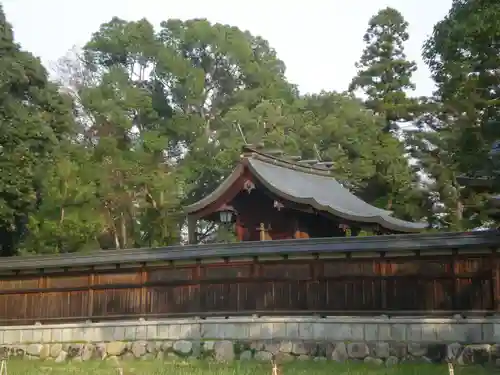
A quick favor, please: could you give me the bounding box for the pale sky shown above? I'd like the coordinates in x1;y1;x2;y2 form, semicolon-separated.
2;0;451;97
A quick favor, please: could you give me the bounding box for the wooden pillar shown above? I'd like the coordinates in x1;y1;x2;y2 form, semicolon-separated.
187;216;197;244
235;215;244;242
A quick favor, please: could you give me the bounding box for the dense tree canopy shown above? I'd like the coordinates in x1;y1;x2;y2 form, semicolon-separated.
0;5;75;255
1;1;498;255
411;0;500;230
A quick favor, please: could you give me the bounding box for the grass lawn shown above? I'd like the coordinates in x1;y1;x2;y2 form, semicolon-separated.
1;360;500;375
2;359;498;375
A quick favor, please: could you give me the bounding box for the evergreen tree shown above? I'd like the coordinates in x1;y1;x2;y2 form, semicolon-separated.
0;5;75;255
348;8;425;218
349;7;418;132
417;0;500;229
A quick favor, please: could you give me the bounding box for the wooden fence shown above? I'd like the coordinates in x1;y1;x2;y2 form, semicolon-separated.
0;253;496;324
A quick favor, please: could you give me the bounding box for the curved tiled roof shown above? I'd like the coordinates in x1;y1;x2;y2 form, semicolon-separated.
185;147;427;233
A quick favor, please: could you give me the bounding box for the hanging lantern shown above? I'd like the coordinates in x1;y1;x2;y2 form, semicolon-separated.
217;205;236;224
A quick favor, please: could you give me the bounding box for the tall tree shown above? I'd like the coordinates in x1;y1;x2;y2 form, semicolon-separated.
49;17;296;247
419;0;500;229
0;5;75;255
349;7;418;133
347;8;424;218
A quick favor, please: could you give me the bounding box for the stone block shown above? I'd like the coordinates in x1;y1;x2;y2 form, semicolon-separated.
157;324;169;339
61;328;73;342
421;324;438;342
82;327;96;342
298;322;314;340
74;328;86;342
248;323;263;339
332;324;363;341
407;324;422;341
124;326;136;340
285;322;299;339
493;323;500;342
347;342;369;359
377;324;391;341
201;323;217;339
482;323;494;342
436;323;462;342
51;329;62;342
373;342;390;358
180;323;200;339
313;323;327;340
270;322;286;339
364;324;378;341
3;330;21;344
41;329;52;343
20;329;33;343
146;325;158;340
136;325;147;340
219;323;240;339
464;324;482;343
112;326;126;341
390;324;406;341
351;324;364;340
365;323;392;341
32;329;43;343
100;326;115;342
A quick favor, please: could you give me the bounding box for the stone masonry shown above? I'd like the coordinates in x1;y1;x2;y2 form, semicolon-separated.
1;316;500;365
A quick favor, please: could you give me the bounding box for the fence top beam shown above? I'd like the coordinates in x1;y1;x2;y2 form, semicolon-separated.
0;231;498;273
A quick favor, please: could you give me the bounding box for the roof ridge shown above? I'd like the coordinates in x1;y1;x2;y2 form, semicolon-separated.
242;145;334;176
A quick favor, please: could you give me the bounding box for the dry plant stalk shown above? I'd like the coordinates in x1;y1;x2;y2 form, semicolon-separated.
0;359;7;375
448;362;454;375
271;357;280;375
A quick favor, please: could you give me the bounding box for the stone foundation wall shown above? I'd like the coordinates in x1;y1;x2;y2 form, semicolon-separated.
1;316;500;365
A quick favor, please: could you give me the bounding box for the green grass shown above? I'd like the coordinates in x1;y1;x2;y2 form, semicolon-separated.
2;359;497;375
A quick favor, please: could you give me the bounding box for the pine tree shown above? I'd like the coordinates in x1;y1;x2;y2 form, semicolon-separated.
349;7;417;132
0;5;75;255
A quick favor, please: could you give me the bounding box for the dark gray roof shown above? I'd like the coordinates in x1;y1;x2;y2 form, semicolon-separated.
247;158;426;232
0;231;497;271
185;148;427;232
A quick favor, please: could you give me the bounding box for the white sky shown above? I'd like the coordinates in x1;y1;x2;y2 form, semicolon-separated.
2;0;451;97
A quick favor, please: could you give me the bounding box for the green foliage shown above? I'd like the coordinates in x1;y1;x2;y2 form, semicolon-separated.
348;9;425;220
0;4;75;255
10;2;500;254
416;0;500;229
349;7;418;133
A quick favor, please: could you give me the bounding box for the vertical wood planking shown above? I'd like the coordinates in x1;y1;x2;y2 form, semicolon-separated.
0;253;498;323
491;248;500;311
193;260;201;313
452;250;458;310
88;268;95;319
140;263;147;316
380;255;387;309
